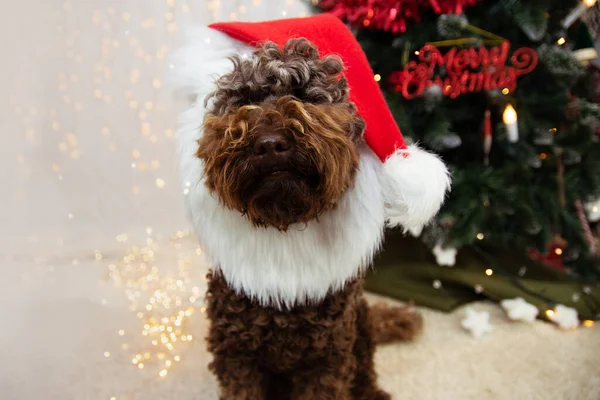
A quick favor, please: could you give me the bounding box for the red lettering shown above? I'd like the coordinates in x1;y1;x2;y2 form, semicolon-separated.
467;72;485;92
452;49;470;74
467;47;489;70
393;42;537;99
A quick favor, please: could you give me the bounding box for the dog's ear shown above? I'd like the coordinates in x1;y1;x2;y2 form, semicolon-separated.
346;113;366;144
341;103;365;143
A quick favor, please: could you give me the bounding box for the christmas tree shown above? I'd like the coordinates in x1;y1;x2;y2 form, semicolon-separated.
315;0;600;321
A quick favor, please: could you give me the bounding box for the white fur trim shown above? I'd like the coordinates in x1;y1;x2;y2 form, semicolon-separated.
382;145;451;232
179;113;385;308
170;28;387;309
167;26;254;105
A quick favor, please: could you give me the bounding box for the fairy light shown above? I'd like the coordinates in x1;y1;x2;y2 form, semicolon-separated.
373;74;381;82
501;88;509;95
555;248;563;255
563;0;597;29
476;233;485;240
546;309;555;318
557;37;566;45
101;230;207;381
503;104;519;142
583;320;595;327
485;269;493;276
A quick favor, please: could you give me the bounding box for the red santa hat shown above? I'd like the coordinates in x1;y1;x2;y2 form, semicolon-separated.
170;13;450;232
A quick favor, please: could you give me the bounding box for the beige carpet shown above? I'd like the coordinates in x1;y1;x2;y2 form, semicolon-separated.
369;294;600;400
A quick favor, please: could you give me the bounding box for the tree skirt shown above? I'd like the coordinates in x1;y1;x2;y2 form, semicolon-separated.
367;231;600;320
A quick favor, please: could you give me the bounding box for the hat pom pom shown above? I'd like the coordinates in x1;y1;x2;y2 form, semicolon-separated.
382;145;451;232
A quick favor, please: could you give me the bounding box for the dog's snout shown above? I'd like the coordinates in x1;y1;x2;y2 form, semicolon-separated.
253;133;291;156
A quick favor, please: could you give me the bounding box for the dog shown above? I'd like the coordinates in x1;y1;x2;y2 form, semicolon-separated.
188;38;423;400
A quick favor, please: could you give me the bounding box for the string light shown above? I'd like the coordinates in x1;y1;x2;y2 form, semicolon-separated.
501;88;509;95
583;320;595;327
100;229;206;384
563;0;597;29
503;104;519;142
557;37;566;45
485;269;493;276
546;309;555;318
373;74;381;82
476;233;485;240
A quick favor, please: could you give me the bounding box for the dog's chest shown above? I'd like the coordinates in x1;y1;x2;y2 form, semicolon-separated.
206;272;361;371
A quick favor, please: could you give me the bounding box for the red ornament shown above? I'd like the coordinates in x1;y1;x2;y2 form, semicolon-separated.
319;0;482;33
527;236;567;271
389;42;538;99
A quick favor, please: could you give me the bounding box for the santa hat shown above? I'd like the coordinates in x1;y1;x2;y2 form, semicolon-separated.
170;14;450;232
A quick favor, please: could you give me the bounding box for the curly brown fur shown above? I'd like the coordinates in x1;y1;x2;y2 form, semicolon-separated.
198;39;365;230
206;270;391;400
369;302;423;344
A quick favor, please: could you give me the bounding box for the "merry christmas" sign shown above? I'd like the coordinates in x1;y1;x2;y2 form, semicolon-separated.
389;42;538;99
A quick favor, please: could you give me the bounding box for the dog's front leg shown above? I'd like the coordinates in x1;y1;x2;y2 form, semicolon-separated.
290;356;354;400
210;354;266;400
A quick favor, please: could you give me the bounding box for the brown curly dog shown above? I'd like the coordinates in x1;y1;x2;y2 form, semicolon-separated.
193;38;422;400
206;271;421;400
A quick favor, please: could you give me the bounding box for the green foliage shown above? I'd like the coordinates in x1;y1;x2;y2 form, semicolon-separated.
317;0;600;280
538;44;587;87
503;1;548;41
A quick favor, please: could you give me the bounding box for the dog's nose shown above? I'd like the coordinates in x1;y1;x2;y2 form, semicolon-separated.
253;133;291;156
